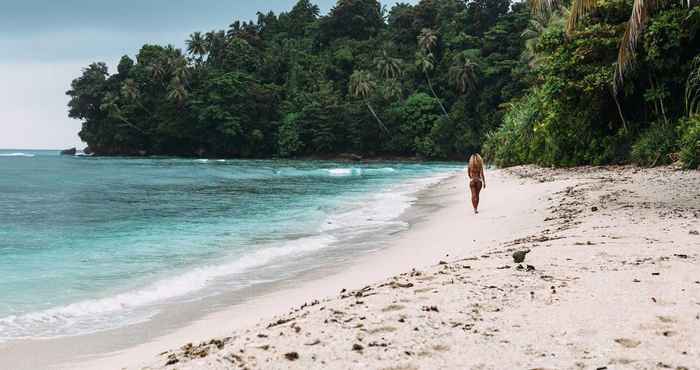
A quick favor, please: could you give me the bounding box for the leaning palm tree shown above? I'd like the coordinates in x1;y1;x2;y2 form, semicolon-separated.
374;50;403;80
121;79;153;115
186;31;208;61
100;93;145;133
416;51;449;117
449;52;479;94
349;70;389;133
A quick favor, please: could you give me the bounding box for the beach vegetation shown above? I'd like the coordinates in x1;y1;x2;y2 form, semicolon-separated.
67;0;698;168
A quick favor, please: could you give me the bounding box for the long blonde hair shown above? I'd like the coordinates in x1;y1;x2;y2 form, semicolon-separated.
468;153;484;177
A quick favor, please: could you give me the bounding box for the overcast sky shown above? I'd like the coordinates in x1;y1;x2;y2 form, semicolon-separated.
0;0;413;149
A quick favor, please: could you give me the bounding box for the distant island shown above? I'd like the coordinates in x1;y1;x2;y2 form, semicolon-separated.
67;0;698;169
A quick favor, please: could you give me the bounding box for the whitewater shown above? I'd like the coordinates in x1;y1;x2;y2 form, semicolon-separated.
0;150;461;341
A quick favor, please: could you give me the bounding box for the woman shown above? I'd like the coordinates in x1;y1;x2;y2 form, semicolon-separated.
467;153;486;214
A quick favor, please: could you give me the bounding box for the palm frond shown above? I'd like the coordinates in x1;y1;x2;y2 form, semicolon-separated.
566;0;599;34
614;0;657;93
529;0;560;16
686;56;700;116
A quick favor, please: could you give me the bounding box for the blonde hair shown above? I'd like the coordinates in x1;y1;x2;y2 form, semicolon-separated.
469;153;484;175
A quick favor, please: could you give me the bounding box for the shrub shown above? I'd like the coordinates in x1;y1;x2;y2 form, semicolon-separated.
678;116;700;169
630;123;678;167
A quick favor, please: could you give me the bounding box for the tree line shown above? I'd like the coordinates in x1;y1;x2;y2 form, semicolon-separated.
67;0;699;168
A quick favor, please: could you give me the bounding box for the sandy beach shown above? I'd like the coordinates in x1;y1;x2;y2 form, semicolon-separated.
13;165;699;370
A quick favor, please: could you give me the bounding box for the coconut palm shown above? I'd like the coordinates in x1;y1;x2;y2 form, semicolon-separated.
417;28;438;54
167;76;188;106
349;70;389;133
529;0;696;91
99;93;145;133
416;51;449;117
416;29;449;117
374;49;402;80
449;52;479;94
186;32;208;61
121;79;154;115
148;61;166;83
169;55;190;83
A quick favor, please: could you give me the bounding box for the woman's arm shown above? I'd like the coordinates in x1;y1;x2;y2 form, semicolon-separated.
481;167;486;189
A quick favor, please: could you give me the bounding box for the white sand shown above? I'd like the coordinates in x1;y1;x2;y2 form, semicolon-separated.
50;166;700;369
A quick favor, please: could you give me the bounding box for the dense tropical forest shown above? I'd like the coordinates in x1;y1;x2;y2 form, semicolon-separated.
67;0;699;168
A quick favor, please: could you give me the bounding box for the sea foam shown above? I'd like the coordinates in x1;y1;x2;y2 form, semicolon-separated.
0;167;456;341
0;152;35;157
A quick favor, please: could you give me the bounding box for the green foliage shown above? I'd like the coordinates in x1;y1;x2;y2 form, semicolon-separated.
630;123;678;166
67;0;698;168
678;115;700;169
69;0;531;159
486;1;699;169
278;113;303;157
483;90;543;167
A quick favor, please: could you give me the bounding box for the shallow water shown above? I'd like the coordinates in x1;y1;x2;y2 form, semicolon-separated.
0;150;461;340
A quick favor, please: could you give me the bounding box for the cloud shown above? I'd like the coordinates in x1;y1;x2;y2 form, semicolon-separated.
0;61;99;149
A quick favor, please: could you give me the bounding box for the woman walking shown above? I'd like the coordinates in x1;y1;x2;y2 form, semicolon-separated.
467;154;486;214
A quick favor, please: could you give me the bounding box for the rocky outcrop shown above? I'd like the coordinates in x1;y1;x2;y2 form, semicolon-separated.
60;147;77;155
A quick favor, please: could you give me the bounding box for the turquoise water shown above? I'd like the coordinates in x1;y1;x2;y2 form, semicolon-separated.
0;150;460;340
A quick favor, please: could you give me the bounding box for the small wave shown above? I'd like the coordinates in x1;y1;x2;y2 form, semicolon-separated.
195;159;209;163
327;168;362;176
364;167;396;174
321;172;451;234
0;152;35;157
0;234;335;340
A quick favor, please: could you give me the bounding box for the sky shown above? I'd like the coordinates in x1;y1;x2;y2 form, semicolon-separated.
0;0;413;150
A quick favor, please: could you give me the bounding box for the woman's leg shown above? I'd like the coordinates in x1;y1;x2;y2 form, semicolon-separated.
470;180;482;213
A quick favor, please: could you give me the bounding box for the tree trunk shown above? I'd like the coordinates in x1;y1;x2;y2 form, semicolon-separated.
425;72;449;118
611;89;627;131
365;100;389;134
115;114;146;134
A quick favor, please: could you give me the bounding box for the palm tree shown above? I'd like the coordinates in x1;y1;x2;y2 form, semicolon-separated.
99;93;145;133
529;0;696;91
349;70;389;133
415;51;449;117
374;49;402;80
449;52;479;94
121;79;154;115
169;55;190;83
148;61;166;83
417;28;438;54
416;29;449;117
167;76;188;106
186;32;208;61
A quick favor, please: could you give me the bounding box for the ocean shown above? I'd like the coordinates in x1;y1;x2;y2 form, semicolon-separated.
0;150;461;341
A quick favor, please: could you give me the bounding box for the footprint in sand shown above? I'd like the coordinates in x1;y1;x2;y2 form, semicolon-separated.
382;304;405;312
614;338;641;348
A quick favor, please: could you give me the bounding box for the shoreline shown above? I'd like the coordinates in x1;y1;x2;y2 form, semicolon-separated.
66;167;564;370
3;165;698;369
0;168;459;369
